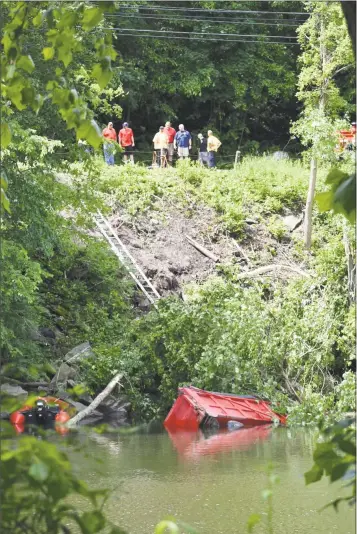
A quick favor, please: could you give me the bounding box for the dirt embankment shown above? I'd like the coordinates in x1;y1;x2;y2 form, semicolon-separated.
105;200;305;299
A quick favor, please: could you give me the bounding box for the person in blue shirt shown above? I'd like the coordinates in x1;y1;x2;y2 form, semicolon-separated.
174;124;192;160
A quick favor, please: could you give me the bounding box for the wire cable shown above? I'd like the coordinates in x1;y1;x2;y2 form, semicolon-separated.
103;31;299;44
104;13;302;27
106;27;298;39
112;6;309;16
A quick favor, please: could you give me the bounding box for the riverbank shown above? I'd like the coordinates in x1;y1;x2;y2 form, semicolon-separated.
1;158;354;426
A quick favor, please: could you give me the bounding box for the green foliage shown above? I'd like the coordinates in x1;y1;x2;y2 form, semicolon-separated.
40;235;134;354
305;417;356;509
0;124;134;378
317;168;356;223
1;1;116;154
97;158;310;234
0;239;44;362
1;425;126;533
292;1;354;159
267;216;287;241
113;1;301;153
87;159;354;419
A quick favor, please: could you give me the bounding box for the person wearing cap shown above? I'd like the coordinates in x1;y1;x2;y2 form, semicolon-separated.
118;122;135;164
197;133;209;167
164;121;176;165
153;126;169;167
174;124;192;160
207;130;222;168
102;122;117;165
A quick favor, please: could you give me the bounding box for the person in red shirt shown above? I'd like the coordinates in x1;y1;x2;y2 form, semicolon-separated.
102;122;117;165
164;121;176;165
118;122;135;164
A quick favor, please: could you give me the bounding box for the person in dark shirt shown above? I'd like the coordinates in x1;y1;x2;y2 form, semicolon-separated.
174;124;192;159
197;133;209;166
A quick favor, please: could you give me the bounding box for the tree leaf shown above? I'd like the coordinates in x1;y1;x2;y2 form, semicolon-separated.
2;33;12;54
154;520;180;534
316;191;332;212
247;513;261;533
58;45;73;68
21;87;36;106
58;11;77;30
32;10;43;27
0;123;12;148
42;47;55;60
1;188;11;213
28;460;49;482
81;7;103;31
338;440;356;456
82;120;102;149
317;170;356;224
332;174;356;223
330;462;350;482
313;442;339;467
17;55;35;73
1;170;8;191
92;62;112;90
304;464;323;485
325;168;348;186
79;511;106;534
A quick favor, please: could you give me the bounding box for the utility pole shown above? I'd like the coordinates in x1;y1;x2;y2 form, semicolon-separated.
304;17;327;250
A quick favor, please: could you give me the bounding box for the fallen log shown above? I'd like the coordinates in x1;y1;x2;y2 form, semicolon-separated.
235;264;311;279
66;373;123;428
185;235;219;262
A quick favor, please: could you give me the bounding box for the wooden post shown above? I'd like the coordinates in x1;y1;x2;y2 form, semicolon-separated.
304;158;317;249
234;150;241;169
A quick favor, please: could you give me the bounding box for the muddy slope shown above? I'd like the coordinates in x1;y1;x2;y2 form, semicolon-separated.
105;201;304;298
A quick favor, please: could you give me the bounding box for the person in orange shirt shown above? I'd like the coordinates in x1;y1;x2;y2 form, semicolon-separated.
164;121;176;165
118;122;135;164
102;122;117;165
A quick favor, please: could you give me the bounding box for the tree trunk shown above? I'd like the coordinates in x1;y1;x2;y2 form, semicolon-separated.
67;373;123;427
235;264;311;279
304;19;326;251
304;158;317;249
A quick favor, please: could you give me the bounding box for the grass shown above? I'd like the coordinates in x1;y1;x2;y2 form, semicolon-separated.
95;156;329;235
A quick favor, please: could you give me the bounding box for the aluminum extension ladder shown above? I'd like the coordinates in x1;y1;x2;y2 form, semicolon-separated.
93;210;161;308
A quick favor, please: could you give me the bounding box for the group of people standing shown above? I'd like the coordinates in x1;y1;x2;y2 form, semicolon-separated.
102;121;222;168
102;121;135;165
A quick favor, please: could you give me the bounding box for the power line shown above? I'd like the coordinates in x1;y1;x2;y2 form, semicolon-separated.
102;31;299;45
112;6;309;16
104;13;302;27
115;27;298;39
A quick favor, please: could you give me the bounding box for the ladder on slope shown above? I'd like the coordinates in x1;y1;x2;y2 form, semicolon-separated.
93;211;161;309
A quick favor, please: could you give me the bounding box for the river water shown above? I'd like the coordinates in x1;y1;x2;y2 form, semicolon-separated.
68;426;355;534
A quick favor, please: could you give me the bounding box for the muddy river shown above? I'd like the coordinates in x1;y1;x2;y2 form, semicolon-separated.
68;426;355;534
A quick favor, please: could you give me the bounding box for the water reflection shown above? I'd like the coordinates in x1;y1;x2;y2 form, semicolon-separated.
167;426;272;461
65;427;354;534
